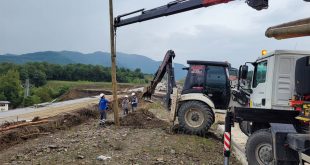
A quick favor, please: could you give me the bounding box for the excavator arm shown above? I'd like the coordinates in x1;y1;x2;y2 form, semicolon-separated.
142;50;177;108
115;0;269;28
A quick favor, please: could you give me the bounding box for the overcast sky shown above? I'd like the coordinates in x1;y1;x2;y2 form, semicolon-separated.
0;0;309;67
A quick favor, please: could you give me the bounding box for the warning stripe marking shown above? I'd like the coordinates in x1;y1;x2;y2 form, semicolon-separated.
224;132;231;151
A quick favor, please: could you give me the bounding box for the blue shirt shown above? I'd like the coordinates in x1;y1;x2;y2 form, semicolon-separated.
99;98;109;111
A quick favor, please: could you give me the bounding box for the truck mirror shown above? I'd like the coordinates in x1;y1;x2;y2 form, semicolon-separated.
241;65;248;79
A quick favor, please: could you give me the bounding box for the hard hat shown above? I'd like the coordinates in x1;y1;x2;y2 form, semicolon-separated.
99;93;105;97
131;92;135;96
125;95;128;98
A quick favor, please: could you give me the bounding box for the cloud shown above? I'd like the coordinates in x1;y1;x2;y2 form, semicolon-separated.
0;0;309;68
113;0;310;67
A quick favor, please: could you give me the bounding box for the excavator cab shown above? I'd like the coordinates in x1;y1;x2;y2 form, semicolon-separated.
182;61;231;109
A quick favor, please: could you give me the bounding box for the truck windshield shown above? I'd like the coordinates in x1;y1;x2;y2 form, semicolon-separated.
253;61;267;88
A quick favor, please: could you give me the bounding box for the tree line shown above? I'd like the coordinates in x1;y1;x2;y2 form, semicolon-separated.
0;62;148;87
0;62;148;108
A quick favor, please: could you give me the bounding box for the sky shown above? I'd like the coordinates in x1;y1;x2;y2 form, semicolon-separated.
0;0;309;67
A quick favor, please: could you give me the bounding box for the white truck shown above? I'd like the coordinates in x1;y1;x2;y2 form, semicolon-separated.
113;1;310;164
226;17;310;164
237;50;310;135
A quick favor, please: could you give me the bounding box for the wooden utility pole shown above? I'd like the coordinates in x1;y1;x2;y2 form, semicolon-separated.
109;0;120;126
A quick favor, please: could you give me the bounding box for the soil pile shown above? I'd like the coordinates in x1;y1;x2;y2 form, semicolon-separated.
60;88;112;101
0;106;98;151
120;108;169;129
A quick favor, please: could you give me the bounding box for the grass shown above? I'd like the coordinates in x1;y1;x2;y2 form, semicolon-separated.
46;80;139;90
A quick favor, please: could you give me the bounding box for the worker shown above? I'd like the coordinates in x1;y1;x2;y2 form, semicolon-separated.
122;95;129;115
98;93;109;126
131;92;138;112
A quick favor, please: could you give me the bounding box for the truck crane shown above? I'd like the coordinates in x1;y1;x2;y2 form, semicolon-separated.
113;0;273;136
113;0;310;164
224;18;310;165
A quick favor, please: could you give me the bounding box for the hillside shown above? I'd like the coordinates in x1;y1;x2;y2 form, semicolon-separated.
0;51;186;80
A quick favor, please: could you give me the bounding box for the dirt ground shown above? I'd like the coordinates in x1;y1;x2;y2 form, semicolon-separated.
59;88;112;101
0;101;241;165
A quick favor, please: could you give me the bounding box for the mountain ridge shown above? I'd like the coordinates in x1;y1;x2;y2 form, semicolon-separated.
0;51;187;80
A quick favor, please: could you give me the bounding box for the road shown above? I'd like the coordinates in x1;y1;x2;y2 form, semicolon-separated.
0;96;109;124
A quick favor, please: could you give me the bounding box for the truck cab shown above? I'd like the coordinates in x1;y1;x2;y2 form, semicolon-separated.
182;60;231;109
238;50;310;134
249;50;310;110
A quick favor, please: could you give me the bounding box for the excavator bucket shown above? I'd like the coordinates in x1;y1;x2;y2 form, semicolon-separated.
142;86;153;100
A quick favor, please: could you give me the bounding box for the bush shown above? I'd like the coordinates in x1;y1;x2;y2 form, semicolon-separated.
23;96;41;107
33;87;52;102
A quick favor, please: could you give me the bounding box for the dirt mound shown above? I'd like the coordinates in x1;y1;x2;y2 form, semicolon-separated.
60;88;112;101
0;106;99;151
120;108;169;129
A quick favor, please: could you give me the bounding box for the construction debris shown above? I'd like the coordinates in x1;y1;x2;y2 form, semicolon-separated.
0;120;48;132
96;155;111;161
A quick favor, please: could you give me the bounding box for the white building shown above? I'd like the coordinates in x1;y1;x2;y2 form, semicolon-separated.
0;101;10;112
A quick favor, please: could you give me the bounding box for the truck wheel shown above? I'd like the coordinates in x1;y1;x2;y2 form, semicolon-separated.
178;101;214;135
246;129;273;165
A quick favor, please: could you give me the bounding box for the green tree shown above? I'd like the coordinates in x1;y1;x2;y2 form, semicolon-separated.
23;96;33;107
23;95;41;107
0;70;22;108
33;87;52;102
31;70;47;87
0;92;7;100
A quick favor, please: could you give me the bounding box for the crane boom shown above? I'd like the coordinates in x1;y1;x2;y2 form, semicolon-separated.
115;0;232;27
114;0;272;28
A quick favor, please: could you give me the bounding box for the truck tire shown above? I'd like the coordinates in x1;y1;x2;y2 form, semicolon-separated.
246;129;273;165
177;101;214;135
